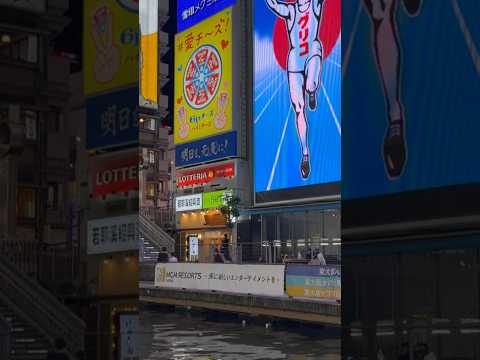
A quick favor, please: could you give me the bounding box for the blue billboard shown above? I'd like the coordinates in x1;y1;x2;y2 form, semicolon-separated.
86;87;138;150
177;0;236;32
343;0;480;199
175;131;237;167
253;0;341;195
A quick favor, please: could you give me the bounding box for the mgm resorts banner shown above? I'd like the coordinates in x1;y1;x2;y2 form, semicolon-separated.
286;264;340;301
155;263;285;297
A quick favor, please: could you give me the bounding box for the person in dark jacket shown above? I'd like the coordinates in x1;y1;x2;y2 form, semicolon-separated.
157;246;169;263
221;234;231;261
46;338;71;360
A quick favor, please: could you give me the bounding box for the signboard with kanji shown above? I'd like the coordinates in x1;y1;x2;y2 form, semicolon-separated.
87;215;139;255
155;263;285;297
175;194;203;212
86;86;138;150
175;131;237;167
174;7;232;144
177;0;235;32
286;264;341;301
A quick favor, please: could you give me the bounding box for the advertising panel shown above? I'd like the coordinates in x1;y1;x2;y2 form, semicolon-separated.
285;264;340;301
176;162;235;188
253;0;341;197
0;0;45;13
155;263;285;297
93;155;138;197
175;194;203;212
139;0;158;109
118;313;139;360
87;215;138;255
83;0;138;96
343;1;480;200
174;7;232;144
175;131;237;167
202;189;232;209
86;86;138;150
177;0;236;32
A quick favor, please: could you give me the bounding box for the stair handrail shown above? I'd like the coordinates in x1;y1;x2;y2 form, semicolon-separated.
0;255;85;354
139;213;175;252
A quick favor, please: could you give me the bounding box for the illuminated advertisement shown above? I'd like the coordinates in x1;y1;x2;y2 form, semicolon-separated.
83;0;138;96
87;215;139;255
177;0;236;32
86;87;138;150
176;162;235;188
93;155;138;197
343;1;480;200
139;0;158;109
175;194;203;212
174;7;232;144
202;189;232;209
253;0;341;196
286;264;340;301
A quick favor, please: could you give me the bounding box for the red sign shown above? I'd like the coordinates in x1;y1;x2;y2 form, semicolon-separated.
93;156;139;197
176;162;234;188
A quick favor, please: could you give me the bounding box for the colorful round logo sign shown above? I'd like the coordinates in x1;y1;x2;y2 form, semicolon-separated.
183;45;223;110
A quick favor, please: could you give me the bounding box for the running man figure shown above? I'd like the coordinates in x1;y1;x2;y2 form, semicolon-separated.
363;0;422;179
266;0;324;179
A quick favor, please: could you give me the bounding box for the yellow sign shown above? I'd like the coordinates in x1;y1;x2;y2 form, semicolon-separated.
83;0;138;96
139;0;158;109
174;8;232;144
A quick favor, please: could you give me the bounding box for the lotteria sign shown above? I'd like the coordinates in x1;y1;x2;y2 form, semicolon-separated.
93;156;138;197
176;189;232;212
176;162;235;188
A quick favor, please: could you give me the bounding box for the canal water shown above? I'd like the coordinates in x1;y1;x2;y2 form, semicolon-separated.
138;308;340;360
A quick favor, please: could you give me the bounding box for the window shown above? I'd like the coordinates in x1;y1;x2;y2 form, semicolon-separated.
146;183;155;197
23;110;37;140
158;181;165;193
141;118;156;131
0;31;38;63
148;150;155;164
47;183;63;210
17;188;36;218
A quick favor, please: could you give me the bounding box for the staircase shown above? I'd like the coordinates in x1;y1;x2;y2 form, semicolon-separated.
0;255;85;359
139;211;175;258
0;300;50;359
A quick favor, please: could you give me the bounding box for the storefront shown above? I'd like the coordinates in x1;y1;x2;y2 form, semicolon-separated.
343;234;480;359
238;203;341;264
175;190;234;262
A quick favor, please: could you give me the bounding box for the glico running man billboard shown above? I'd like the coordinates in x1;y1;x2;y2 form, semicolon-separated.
174;7;233;145
253;0;341;202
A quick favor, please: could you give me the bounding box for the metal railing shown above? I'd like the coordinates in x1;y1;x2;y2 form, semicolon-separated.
180;242;341;265
0;240;80;291
0;314;10;360
139;207;175;228
139;213;175;253
0;254;85;355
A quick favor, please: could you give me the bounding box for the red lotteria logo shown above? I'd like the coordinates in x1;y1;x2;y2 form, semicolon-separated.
116;0;138;12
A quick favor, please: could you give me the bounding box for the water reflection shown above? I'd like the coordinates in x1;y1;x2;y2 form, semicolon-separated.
139;310;340;360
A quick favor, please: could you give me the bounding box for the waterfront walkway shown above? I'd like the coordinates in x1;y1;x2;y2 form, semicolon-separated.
139;281;340;326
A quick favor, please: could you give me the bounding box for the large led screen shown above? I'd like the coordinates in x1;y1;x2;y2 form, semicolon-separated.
343;0;480;200
253;0;341;201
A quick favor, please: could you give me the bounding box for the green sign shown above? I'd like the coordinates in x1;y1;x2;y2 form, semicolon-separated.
202;190;232;209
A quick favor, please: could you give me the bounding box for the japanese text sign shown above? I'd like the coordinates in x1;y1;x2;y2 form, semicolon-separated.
87;214;139;255
175;131;237;167
286;264;341;301
155;263;285;297
86;87;138;150
174;7;232;144
202;189;232;209
83;0;138;96
177;0;235;32
175;194;203;212
176;162;235;187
